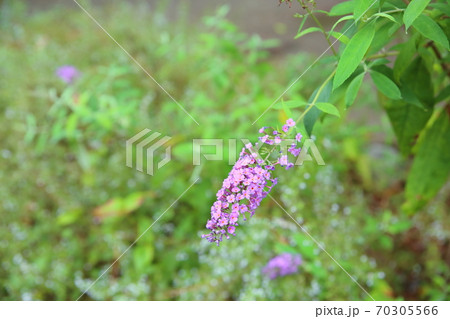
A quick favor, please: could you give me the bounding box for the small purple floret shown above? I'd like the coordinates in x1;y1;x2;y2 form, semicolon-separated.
56;65;80;84
262;253;302;279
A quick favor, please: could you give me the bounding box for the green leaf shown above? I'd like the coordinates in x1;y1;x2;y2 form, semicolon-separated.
133;245;154;273
412;14;449;50
329;0;355;16
293;233;316;259
93;192;145;219
404;109;450;212
370;70;402;100
393;35;417;81
296;14;308;36
275;243;299;255
57;209;83;226
329;15;354;36
354;0;373;21
368;58;390;67
367;20;398;55
387;219;412;234
436;85;450;103
373;12;398;23
328;31;350;44
333;21;376;90
345;72;365;107
304;81;332;136
315;102;340;117
429;2;450;17
385;58;434;155
403;0;431;30
295;27;322;39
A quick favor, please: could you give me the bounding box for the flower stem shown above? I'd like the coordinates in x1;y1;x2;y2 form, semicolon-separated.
366;51;399;60
304;6;338;57
295;68;336;124
259;69;336;164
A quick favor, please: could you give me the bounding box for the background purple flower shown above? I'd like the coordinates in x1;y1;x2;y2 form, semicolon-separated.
262;253;302;279
56;65;80;84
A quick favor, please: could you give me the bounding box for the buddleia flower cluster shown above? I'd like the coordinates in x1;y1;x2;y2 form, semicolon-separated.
202;118;303;245
56;65;80;84
262;253;303;279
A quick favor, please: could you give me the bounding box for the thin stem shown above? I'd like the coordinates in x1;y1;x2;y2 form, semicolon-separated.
380;9;405;15
425;41;450;77
295;69;336;124
304;5;338;57
366;51;399;60
259;69;336;165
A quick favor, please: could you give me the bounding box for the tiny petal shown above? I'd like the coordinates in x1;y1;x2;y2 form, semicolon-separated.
286;118;295;127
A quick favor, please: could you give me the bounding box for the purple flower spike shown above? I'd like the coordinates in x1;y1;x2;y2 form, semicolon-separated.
56;65;80;84
201;143;277;246
262;253;302;279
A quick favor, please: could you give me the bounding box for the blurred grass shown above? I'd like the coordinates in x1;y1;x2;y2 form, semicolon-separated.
0;0;448;300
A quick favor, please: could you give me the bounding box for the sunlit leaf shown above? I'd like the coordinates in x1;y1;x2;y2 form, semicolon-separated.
370;70;402;100
333;21;376;90
412;14;449;50
93;192;145;219
295;27;322;39
315;102;341;117
329;0;355;16
373;12;398;23
354;0;373;21
403;0;431;30
345;72;365;107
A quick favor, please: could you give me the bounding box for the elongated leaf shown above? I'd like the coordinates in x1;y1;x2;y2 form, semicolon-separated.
329;15;354;36
436;85;450;103
315;102;340;117
412;14;449;49
430;3;450;16
354;0;373;21
333;22;376;90
296;14;308;35
404;109;450;212
370;71;402;100
345;72;365;106
368;58;390;67
328;31;350;44
403;0;431;30
393;35;417;81
368;20;397;55
93;193;145;219
384;58;434;155
329;0;355;16
295;27;322;39
373;12;398;23
304;81;332;136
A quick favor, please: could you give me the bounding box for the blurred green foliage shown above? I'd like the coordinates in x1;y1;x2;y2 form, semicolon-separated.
0;0;448;300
